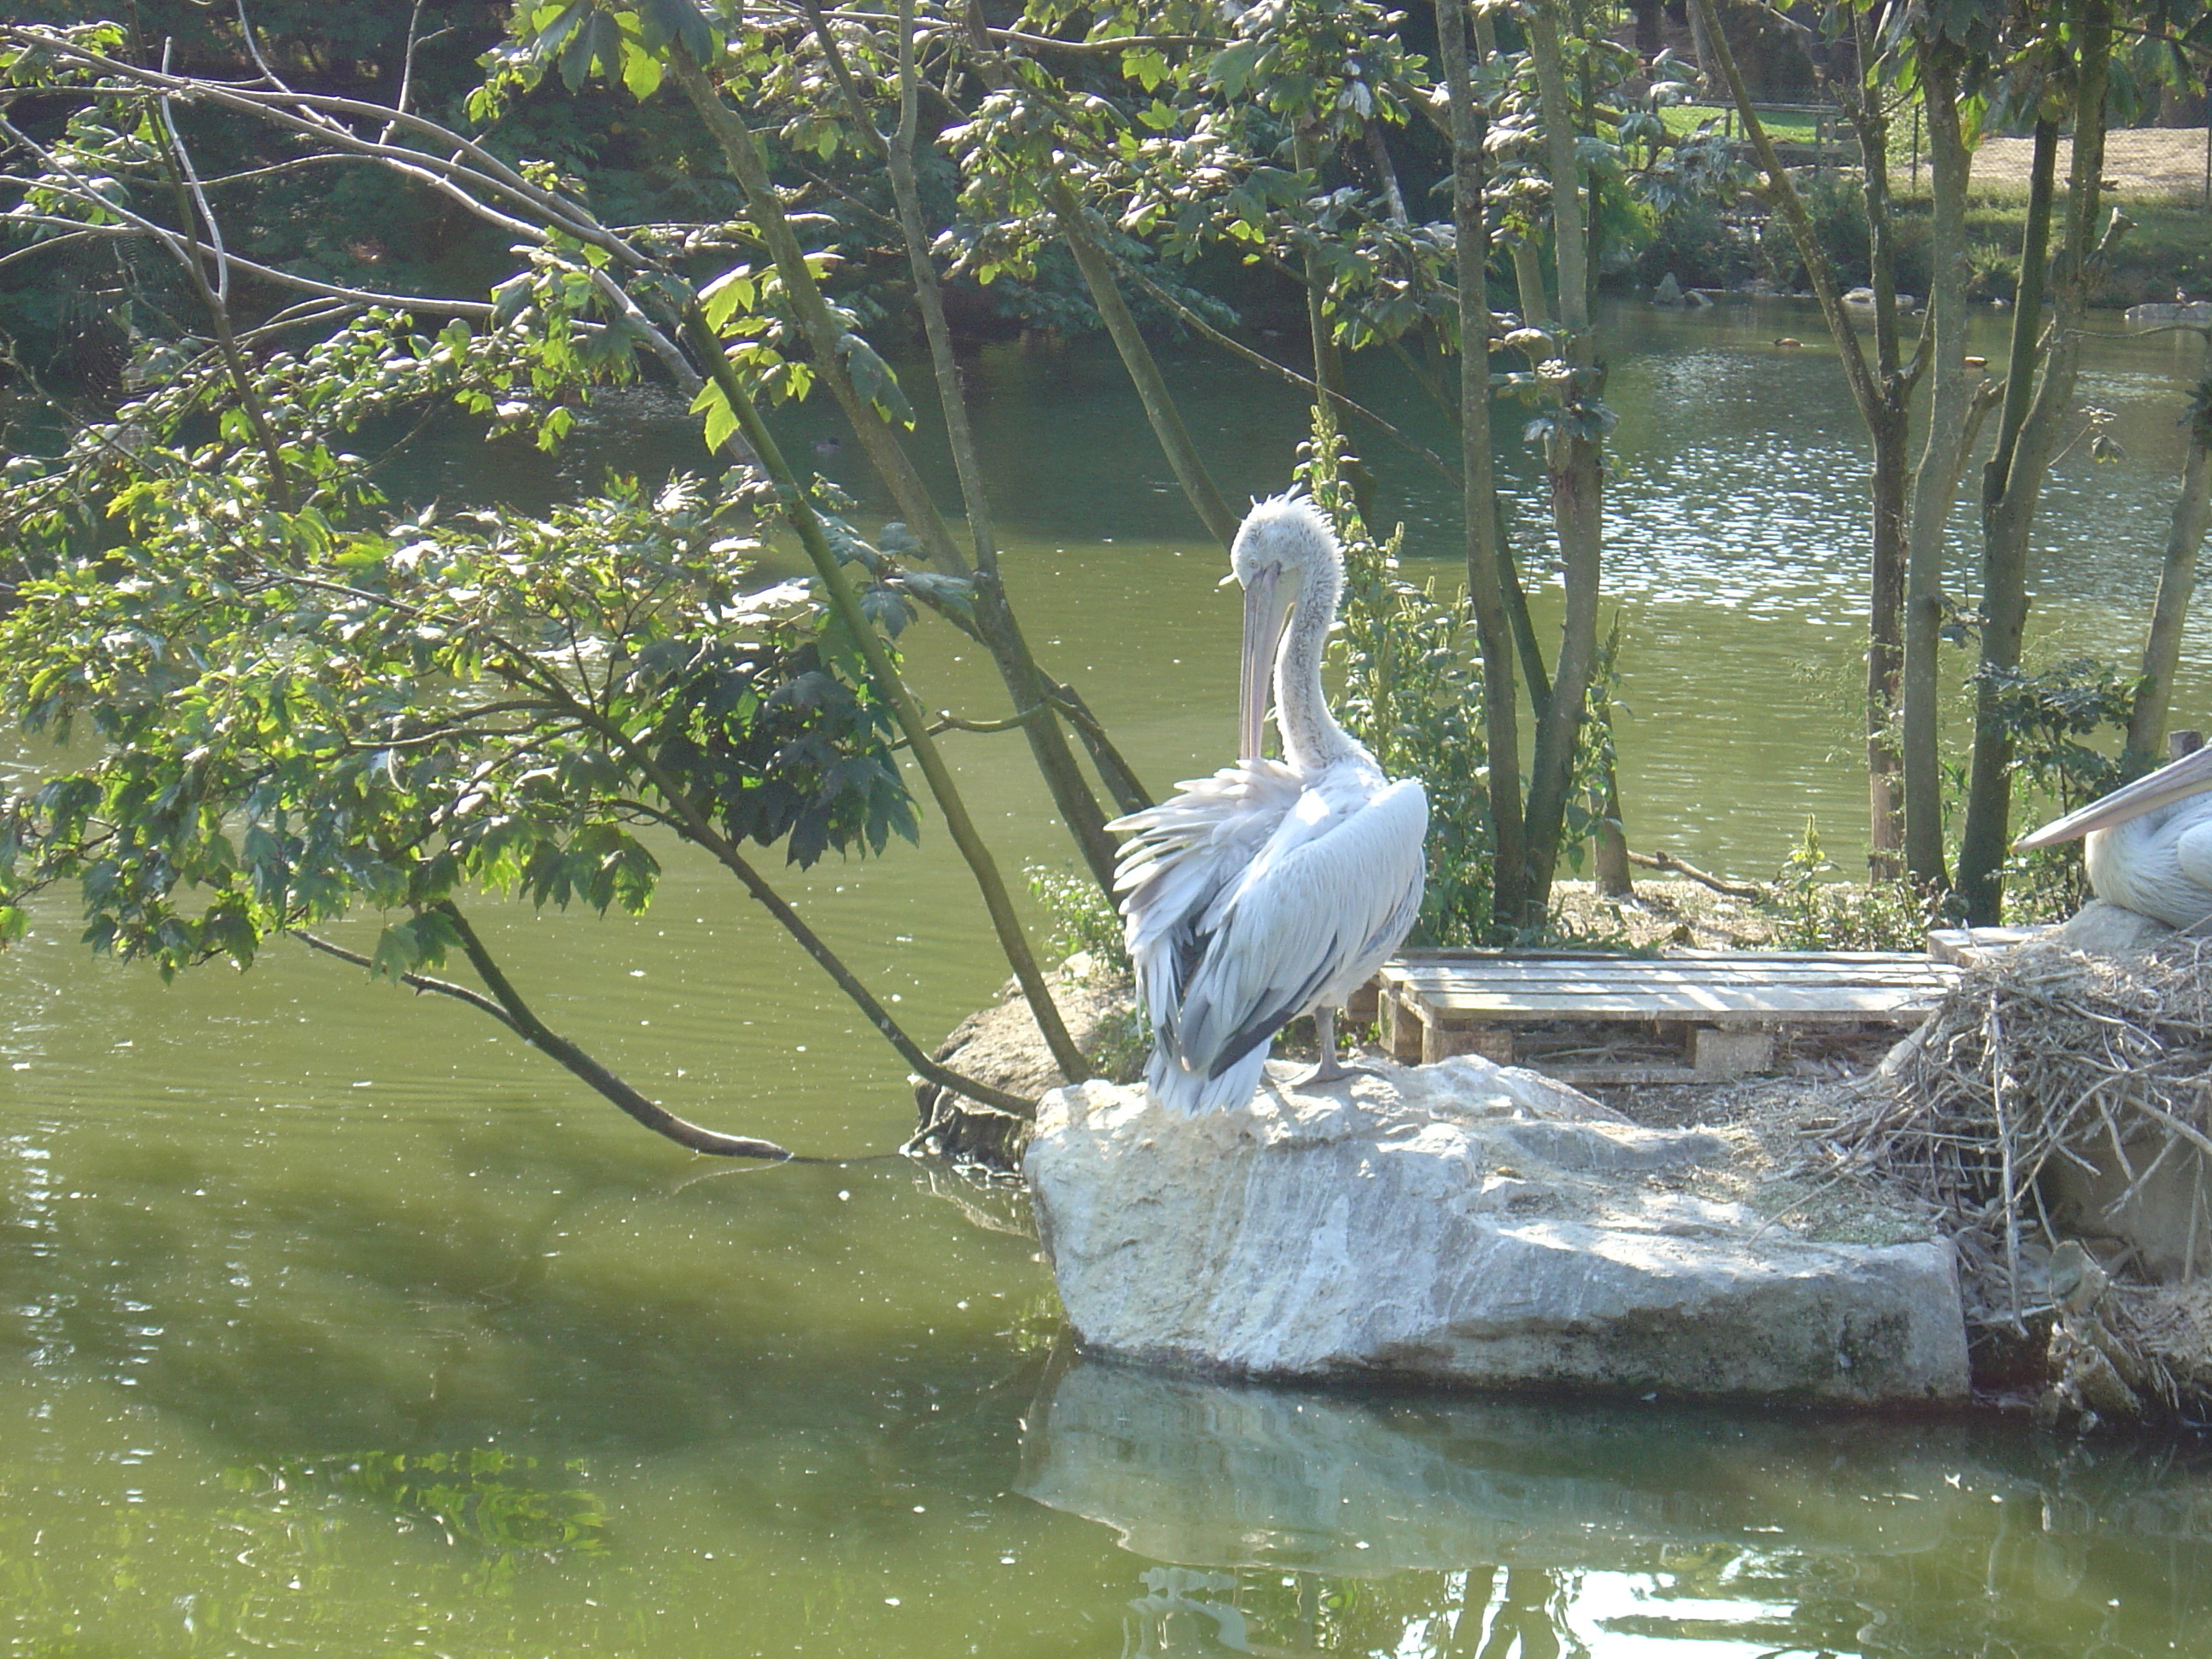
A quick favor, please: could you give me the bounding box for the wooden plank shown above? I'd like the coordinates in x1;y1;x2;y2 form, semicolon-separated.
1384;986;1424;1064
1381;969;1953;994
1382;949;1953;969
1377;963;1955;987
1403;985;1945;1016
1424;1024;1514;1065
1380;957;1955;981
1928;925;2046;967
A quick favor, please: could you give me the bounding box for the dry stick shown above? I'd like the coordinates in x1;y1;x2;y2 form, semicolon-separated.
673;306;1088;1086
292;923;796;1161
1624;848;1763;901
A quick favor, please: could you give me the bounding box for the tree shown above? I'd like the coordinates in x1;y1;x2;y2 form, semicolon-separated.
0;15;1100;1150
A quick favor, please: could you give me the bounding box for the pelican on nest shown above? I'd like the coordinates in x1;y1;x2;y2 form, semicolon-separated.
2016;745;2212;928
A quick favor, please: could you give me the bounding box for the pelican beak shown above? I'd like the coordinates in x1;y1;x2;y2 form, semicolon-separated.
1237;562;1289;760
2015;744;2212;849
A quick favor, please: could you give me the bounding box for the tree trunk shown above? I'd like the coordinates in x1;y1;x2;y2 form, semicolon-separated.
676;305;1089;1083
1516;1;1604;923
1436;0;1528;931
1959;7;2115;924
1051;185;1241;549
667;49;969;575
1849;24;1906;879
1902;56;1974;888
2126;348;2212;767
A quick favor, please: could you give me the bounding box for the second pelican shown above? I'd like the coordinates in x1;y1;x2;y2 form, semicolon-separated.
2017;743;2212;928
1109;494;1429;1116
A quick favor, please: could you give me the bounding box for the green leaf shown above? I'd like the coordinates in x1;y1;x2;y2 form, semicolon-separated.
1208;40;1261;98
620;40;665;100
637;0;717;63
699;265;757;333
835;335;911;427
561;9;622;90
690;380;739;452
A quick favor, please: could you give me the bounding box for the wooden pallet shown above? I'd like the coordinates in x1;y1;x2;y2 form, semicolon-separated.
1371;950;1962;1086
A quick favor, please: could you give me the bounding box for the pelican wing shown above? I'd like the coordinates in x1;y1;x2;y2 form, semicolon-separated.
1172;777;1428;1074
1110;759;1309;1039
1113;767;1426;1111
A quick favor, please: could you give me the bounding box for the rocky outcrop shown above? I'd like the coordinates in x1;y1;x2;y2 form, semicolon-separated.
911;958;1138;1167
1024;1057;1970;1406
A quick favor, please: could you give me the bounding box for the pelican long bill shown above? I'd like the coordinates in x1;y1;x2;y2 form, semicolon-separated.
1237;562;1288;761
2015;743;2212;850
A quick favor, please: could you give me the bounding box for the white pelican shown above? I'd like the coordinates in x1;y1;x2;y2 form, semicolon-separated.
1109;494;1429;1115
2015;746;2212;928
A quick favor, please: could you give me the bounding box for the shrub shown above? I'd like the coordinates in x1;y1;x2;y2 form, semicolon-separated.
1300;408;1498;945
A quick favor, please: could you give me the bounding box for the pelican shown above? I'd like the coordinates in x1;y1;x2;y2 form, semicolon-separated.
2015;746;2212;928
1108;494;1429;1115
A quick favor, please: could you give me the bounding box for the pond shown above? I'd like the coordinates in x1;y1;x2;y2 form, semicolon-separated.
3;300;2210;1655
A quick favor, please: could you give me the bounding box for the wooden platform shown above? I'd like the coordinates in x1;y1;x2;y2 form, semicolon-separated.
1370;950;1963;1086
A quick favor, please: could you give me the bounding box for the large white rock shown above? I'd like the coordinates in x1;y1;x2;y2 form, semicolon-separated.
1024;1058;1970;1406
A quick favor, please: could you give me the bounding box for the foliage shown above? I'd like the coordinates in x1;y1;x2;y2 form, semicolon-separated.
1980;655;2141;818
0;306;916;985
1772;818;1954;952
1301;406;1494;946
1759;169;1872;290
1976;655;2145;922
1026;861;1128;975
1085;1002;1151;1086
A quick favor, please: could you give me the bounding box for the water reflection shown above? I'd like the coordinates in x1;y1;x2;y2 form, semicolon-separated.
1022;1355;2212;1656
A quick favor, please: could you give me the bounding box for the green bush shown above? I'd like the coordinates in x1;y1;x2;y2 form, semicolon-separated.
1025;862;1131;975
1771;819;1953;951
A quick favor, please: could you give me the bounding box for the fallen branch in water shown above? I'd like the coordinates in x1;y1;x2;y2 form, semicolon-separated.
294;920;796;1161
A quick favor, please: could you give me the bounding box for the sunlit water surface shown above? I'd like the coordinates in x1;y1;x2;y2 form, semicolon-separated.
4;300;2211;1655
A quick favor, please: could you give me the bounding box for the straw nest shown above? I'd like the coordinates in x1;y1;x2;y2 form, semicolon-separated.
1821;935;2212;1428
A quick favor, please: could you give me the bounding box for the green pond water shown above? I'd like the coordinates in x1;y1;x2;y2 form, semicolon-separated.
5;300;2212;1655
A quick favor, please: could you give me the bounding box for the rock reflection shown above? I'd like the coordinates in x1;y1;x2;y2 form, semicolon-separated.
1022;1356;2212;1656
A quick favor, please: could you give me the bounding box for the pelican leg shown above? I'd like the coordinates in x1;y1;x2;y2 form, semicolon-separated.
1290;1009;1376;1089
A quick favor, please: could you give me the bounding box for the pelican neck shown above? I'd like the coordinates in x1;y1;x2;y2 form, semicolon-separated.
1273;555;1362;774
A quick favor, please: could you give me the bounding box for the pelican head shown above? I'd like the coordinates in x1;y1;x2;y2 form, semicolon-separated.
1229;494;1339;760
2015;743;2212;850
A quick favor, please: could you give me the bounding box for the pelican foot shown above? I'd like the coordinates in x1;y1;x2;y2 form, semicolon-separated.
1288;1056;1379;1091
